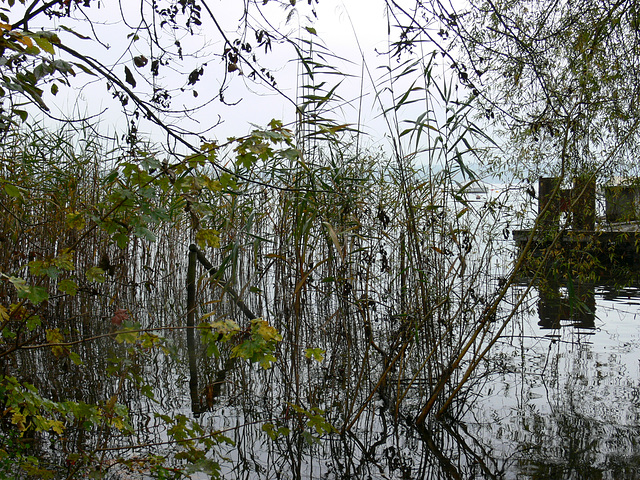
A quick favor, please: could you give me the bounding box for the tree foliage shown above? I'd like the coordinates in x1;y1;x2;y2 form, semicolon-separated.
392;0;640;180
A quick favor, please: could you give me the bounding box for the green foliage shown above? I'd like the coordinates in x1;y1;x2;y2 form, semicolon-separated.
0;0;606;475
200;317;282;369
5;275;49;305
0;374;134;477
411;0;640;182
150;413;233;479
262;422;291;441
304;347;325;362
288;404;336;444
234;120;297;170
230;319;282;369
0;20;78;127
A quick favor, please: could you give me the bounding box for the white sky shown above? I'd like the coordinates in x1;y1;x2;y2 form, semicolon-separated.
24;1;392;150
13;0;484;175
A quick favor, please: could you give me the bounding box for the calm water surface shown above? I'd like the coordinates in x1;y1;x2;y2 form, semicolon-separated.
463;283;640;479
176;282;640;480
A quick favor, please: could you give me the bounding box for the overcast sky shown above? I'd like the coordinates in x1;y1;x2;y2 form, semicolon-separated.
14;0;491;179
30;1;392;149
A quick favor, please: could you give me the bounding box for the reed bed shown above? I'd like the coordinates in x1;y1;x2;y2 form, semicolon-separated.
0;59;519;480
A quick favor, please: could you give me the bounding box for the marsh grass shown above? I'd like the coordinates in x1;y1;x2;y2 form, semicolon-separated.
0;30;528;480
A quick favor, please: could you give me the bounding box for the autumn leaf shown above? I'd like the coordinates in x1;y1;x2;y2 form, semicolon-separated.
124;65;136;88
46;418;65;435
133;55;148;67
66;211;85;230
11;411;27;431
111;308;129;326
254;319;282;343
195;228;220;249
209;318;240;341
46;328;67;358
14;33;34;49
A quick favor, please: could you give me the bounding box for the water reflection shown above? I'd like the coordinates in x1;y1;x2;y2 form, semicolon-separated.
464;282;640;480
177;280;640;479
538;283;596;330
5;253;640;478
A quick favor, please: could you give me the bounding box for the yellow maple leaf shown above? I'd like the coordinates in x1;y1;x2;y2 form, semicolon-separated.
210;318;240;341
48;419;64;435
111;417;125;431
254;319;282;343
14;34;34;48
11;411;27;431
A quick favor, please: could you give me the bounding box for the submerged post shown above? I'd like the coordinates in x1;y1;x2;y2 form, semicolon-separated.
186;246;201;414
189;244;257;320
185;244;258;414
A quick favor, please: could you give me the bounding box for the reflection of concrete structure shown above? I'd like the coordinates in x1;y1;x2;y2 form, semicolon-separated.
537;283;595;330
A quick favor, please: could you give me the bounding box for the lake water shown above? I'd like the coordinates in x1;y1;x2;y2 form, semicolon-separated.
178;281;640;480
6;183;640;479
460;283;640;480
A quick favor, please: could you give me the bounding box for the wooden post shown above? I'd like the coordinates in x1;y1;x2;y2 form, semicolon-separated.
189;244;257;320
186;246;201;414
185;244;258;414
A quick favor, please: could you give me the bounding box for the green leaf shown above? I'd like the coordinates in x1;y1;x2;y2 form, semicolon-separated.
34;36;55;54
207;318;240;340
254;319;282;343
259;353;277;369
219;172;237;190
58;279;78;296
304;348;325;363
115;329;139;344
13;109;28;122
262;422;277;440
140;384;155;400
262;422;289;440
9;276;48;304
54;251;75;271
114;232;129;249
134;226;155;242
26;287;48;305
185;459;221;476
186;153;206;168
26;314;41;330
69;352;82;366
86;267;106;283
9;276;29;294
3;183;22;199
